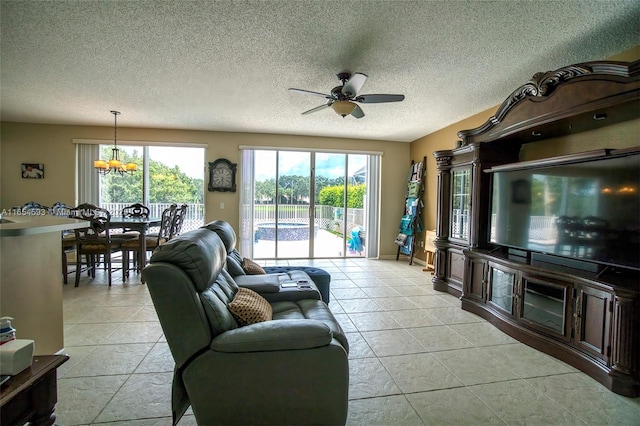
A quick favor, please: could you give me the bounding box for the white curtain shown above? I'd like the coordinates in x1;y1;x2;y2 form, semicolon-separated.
239;149;255;257
76;144;100;205
365;154;381;258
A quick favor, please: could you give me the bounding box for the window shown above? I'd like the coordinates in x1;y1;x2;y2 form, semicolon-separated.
76;141;206;232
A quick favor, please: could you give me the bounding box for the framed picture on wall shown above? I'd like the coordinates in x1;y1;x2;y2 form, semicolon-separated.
21;163;44;179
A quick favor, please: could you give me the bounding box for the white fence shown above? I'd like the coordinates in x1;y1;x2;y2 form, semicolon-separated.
451;209;470;239
101;203;364;236
251;204;365;234
101;203;364;235
489;215;558;243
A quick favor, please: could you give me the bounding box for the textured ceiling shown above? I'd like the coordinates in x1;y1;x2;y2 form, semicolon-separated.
1;1;639;142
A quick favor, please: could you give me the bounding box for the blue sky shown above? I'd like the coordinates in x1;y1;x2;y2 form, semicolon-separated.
118;145;366;182
255;150;366;181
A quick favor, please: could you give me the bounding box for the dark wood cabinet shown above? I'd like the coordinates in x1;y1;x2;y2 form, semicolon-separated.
464;254;485;304
433;142;520;296
487;261;517;317
433;60;640;397
573;285;612;363
459;250;636;395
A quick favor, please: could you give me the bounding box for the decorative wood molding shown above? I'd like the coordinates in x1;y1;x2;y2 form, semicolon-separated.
434;155;452;167
458;60;640;145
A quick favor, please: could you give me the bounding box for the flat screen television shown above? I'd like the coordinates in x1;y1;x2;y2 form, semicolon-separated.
488;149;640;272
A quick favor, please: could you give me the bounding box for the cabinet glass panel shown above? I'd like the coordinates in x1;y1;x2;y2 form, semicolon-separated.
451;168;471;240
522;280;566;334
490;268;514;313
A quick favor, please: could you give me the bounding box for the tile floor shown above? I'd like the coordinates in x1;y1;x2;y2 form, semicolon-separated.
57;258;640;425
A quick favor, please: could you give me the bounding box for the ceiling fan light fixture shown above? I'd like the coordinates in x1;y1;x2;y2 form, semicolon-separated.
332;101;356;117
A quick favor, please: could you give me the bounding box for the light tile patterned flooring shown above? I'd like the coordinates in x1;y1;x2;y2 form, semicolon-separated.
57;258;640;425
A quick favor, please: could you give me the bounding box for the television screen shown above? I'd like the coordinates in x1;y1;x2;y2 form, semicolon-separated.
489;152;640;271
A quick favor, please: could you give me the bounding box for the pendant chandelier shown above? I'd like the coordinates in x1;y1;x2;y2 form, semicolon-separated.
94;110;137;175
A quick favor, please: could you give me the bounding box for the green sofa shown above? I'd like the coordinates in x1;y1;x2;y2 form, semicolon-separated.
142;227;349;425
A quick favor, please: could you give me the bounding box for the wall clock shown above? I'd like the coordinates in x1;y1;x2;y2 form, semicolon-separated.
208;158;237;192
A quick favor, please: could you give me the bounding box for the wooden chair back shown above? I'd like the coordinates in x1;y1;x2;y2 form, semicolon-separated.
121;203;150;219
21;201;49;215
170;204;188;239
70;203;112;241
157;204;178;244
50;202;73;217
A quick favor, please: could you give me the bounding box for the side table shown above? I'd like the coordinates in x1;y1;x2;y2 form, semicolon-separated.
0;354;69;426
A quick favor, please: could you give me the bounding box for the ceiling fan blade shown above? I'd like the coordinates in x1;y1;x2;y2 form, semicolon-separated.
289;88;332;99
341;72;368;97
351;104;365;119
301;103;331;115
355;94;405;103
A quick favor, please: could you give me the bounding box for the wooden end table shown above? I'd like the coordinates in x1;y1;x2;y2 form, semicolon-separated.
0;354;69;426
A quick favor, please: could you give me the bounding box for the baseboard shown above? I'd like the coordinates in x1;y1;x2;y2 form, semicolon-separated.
377;254;427;266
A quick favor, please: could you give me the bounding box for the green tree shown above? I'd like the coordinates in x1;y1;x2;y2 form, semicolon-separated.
255;178;276;203
318;184;366;208
100;147;204;204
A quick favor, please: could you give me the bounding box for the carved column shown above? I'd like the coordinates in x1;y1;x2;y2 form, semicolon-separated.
432;154;452;292
468;144;483;249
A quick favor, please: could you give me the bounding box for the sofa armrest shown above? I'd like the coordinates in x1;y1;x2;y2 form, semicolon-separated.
233;274;280;293
210;319;332;352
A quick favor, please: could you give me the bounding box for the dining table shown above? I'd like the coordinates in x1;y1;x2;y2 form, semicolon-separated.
109;216;161;273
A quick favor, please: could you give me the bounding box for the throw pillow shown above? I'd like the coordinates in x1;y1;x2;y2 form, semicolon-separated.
228;287;272;326
242;257;266;275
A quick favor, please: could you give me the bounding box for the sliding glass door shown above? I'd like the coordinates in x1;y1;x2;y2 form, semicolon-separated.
243;148;377;260
313;153;367;257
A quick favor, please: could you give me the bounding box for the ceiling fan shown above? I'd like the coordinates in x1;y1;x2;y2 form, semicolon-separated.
289;72;405;119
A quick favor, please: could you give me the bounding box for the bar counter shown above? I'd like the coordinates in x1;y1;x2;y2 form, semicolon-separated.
0;215;87;354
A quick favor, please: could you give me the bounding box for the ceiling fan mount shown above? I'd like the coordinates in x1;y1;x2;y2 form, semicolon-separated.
289;72;405;119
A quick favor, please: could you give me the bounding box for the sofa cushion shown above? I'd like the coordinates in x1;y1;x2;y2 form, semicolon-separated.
201;220;237;253
242;257;266;275
271;299;349;351
233;274;280;293
210;319;332;352
150;228;225;292
228;287;273;326
226;252;245;277
263;266;331;303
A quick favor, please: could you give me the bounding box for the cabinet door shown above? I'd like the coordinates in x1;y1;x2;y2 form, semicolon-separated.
520;276;571;341
465;257;486;303
450;167;471;242
574;285;611;364
487;263;516;316
446;248;465;294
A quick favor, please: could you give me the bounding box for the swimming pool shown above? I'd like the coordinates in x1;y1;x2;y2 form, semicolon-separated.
256;222;310;241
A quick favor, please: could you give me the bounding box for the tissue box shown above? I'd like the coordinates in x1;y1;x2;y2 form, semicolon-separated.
0;339;34;375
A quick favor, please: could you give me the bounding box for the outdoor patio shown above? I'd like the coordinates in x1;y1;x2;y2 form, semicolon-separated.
253;228;365;259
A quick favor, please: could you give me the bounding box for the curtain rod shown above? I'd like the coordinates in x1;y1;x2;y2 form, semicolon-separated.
73;139;208;148
237;145;383;156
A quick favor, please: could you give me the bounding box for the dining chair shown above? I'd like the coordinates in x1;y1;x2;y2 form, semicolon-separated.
113;202;151;238
169;204;188;239
50;202;76;284
20;201;49;215
121;204;176;278
121;203;151;219
70;203;123;287
50;201;73;217
115;203;151;270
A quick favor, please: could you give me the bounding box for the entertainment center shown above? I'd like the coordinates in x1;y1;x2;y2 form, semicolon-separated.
432;60;639;396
